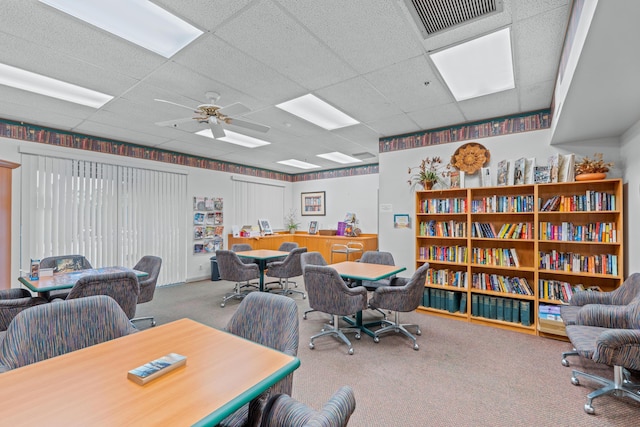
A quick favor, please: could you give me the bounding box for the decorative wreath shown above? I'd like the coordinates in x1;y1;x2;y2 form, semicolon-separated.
450;142;490;175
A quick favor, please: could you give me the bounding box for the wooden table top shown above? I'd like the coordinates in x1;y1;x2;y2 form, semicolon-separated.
235;249;289;260
0;318;299;426
18;267;149;292
330;261;407;281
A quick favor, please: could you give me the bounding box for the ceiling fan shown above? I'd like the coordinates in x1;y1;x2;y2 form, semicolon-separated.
154;91;270;138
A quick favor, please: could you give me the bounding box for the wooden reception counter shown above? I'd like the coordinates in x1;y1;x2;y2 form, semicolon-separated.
227;233;378;263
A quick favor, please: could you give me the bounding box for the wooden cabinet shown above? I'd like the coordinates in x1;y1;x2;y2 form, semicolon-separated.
227;233;378;263
414;179;624;338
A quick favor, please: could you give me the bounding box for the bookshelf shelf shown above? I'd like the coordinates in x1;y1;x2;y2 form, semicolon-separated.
414;179;624;338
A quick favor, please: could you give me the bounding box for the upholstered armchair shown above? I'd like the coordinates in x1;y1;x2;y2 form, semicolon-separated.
300;252;328;320
219;292;299;427
64;270;140;319
278;242;299;252
304;265;368;355
216;250;260;307
561;273;640;326
0;289;48;331
256;385;356;427
358;251;397;290
265;247;307;299
131;255;162;327
368;263;430;350
231;243;255;265
40;255;93;300
0;295;137;372
565;299;640;414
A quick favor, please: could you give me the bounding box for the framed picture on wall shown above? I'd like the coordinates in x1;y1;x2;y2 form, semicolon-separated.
301;191;326;216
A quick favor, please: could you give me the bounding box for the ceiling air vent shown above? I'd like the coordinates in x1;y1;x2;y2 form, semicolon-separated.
404;0;503;39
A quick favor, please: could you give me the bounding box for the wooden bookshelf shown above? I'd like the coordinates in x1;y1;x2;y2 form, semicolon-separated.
414;179;624;338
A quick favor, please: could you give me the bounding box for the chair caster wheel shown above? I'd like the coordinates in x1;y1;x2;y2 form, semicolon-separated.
373;336;380;343
221;302;225;307
348;348;354;355
309;342;315;349
355;333;361;340
561;359;569;367
413;343;419;351
416;329;422;336
584;404;595;415
571;377;580;386
303;294;306;299
303;314;307;320
151;320;157;327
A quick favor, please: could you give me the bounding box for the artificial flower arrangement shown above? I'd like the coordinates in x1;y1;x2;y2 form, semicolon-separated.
575;153;613;176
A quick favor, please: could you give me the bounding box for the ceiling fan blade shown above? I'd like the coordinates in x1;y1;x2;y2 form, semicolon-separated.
154;99;196;112
218;102;251;117
209;118;226;138
154;117;194;127
227;117;270;133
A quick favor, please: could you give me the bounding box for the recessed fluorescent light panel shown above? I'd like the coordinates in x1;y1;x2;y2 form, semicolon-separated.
277;159;320;170
430;27;515;101
317;152;363;164
196;129;270;148
276;94;359;130
0;63;113;108
39;0;203;58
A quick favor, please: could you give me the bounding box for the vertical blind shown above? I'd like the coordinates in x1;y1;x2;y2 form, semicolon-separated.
232;178;285;230
20;154;186;286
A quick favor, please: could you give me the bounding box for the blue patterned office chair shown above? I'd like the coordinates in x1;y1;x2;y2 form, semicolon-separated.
40;255;93;301
64;270;140;319
0;289;48;332
368;263;430;350
300;252;328;320
0;295;137;372
216;250;260;307
265;247;307;299
220;292;299;427
130;255;162;327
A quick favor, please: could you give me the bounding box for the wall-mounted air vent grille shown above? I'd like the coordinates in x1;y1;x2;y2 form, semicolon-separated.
404;0;503;39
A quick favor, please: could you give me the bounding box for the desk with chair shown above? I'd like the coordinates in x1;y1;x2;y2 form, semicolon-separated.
0;318;300;426
17;267;149;299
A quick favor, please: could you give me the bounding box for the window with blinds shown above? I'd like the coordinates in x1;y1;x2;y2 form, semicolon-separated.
20;154;186;286
232;177;285;230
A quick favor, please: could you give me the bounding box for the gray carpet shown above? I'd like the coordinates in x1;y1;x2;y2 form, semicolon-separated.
135;279;640;426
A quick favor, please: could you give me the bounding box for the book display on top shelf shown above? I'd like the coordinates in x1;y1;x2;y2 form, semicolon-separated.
414;179;624;338
513;158;525;185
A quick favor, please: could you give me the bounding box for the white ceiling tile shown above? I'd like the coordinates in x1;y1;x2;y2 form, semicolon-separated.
458;90;521;122
408;103;466;131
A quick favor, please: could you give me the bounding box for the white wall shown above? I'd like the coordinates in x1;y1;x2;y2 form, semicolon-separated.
621;118;640;275
378;128;624;276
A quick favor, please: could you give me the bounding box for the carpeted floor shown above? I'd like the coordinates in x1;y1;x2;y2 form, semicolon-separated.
135;278;640;426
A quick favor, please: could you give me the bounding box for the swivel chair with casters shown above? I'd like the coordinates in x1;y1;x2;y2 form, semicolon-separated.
368;262;430;350
231;244;259;290
304;265;368;355
265;247;307;299
561;273;640;366
0;289;48;332
358;250;397;318
219;292;299;427
216;250;260;307
565;300;640;414
39;255;92;301
256;385;356;427
300;251;328;320
130;255;162;327
264;242;300;290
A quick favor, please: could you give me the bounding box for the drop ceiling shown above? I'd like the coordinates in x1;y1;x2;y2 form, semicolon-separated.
0;0;573;174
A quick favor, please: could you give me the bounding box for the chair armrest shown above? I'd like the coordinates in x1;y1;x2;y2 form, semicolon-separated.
593;329;640;371
389;277;409;287
574;304;631;328
306;385;356;426
570;291;614;306
0;364;10;373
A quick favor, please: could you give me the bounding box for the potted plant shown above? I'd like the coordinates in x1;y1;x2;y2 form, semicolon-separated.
284;209;300;234
407;156;452;190
575;153;613;181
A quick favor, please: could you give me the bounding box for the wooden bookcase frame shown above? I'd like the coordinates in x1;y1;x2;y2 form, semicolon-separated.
414;178;624;338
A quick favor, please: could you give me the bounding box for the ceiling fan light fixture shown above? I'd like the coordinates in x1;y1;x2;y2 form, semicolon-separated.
316;152;363;164
196;129;270;148
277;159;320;170
276;94;359;130
0;62;113;108
39;0;203;58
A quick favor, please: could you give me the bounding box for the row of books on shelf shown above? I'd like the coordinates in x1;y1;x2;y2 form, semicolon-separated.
472;222;533;240
539;279;603;303
471;295;533;326
539;251;618;275
419;220;467;237
470;247;520;267
539;191;616;212
425;268;468;288
419;198;467;214
422;288;467;314
419;246;468;263
539;221;617;243
471;273;533;295
470;195;535;213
